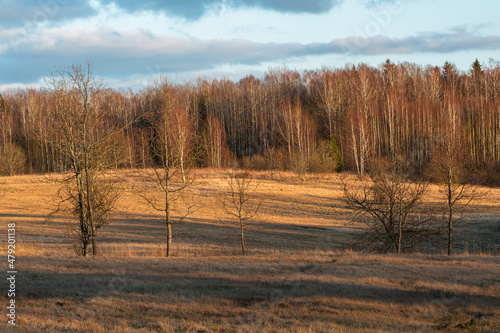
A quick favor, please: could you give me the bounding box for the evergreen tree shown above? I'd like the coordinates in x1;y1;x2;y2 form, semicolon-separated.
330;135;343;172
471;58;483;77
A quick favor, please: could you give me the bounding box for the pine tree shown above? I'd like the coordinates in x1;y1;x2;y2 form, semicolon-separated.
330;135;343;171
471;58;483;77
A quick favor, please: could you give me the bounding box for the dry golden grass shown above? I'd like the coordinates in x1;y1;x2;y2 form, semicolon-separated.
0;169;499;332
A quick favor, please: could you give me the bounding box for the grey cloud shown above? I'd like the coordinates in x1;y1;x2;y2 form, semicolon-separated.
1;27;499;88
0;54;82;85
100;0;340;20
0;0;97;27
230;0;340;14
99;0;218;21
337;28;500;55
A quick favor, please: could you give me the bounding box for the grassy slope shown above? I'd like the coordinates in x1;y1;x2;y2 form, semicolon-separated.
0;169;499;332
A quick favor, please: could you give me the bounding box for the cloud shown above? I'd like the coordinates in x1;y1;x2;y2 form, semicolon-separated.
231;0;340;14
338;27;500;55
99;0;340;20
364;0;403;7
0;0;96;27
98;0;219;21
1;26;499;89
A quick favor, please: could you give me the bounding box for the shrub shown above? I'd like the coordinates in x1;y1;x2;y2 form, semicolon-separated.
309;139;338;173
263;147;284;171
250;154;267;170
474;161;500;187
0;143;26;176
289;153;309;179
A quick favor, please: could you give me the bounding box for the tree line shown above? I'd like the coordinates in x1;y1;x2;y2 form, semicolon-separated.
1;60;496;257
0;59;499;184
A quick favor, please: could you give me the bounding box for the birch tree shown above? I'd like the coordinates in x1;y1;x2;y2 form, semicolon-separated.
45;61;122;256
429;95;481;255
142;85;199;257
218;170;262;255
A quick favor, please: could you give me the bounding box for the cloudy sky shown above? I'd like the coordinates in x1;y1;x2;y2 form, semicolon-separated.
1;0;499;91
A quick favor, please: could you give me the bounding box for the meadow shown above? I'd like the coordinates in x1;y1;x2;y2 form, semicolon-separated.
0;169;499;332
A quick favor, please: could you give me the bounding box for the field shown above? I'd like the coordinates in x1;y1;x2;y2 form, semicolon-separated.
0;169;499;332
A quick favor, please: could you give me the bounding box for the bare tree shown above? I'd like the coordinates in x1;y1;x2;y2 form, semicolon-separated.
341;158;443;254
0;94;15;148
204;115;230;168
346;110;371;174
45;61;123;256
218;170;262;255
306;68;346;139
277;97;317;178
141;84;199;257
429;95;481;255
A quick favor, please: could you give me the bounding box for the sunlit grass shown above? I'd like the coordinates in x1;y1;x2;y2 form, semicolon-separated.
0;169;499;332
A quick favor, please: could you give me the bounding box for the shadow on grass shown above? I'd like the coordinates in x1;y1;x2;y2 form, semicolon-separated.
96;215;350;252
17;267;499;309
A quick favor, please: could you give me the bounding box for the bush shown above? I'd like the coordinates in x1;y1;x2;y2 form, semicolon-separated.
250;154;267;170
309;140;338;173
263;147;284;171
289;153;309;179
0;143;26;176
242;153;276;171
474;161;500;187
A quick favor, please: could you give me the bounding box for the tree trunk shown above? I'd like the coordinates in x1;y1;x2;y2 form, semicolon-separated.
240;222;245;255
91;230;97;256
77;173;88;257
398;221;402;255
398;187;403;254
165;180;172;257
180;148;186;184
448;205;453;256
85;169;97;256
447;167;453;256
166;219;172;257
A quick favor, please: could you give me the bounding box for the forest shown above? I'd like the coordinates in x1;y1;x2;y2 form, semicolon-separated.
0;59;499;184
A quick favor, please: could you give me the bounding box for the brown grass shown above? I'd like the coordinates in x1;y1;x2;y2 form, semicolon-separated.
0;169;499;332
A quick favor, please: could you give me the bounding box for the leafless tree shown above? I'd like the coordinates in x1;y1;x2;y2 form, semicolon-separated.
341;158;444;254
45;61;123;256
218;170;262;255
277;97;317;178
141;83;199;257
346;110;371;174
204;115;230;168
429;95;482;255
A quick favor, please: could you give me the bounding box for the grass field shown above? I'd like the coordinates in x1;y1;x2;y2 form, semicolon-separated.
1;169;499;332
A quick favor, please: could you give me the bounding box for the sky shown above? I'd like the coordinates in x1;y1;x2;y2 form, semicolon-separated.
1;0;499;91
